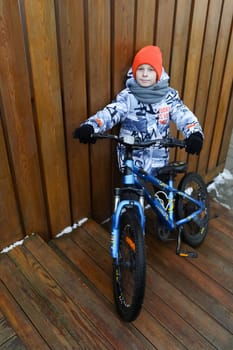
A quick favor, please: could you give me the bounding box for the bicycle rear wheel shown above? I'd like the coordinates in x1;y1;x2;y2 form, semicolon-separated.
177;172;209;247
113;207;146;322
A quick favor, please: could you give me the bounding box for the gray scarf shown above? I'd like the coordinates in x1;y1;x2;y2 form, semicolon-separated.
126;77;170;104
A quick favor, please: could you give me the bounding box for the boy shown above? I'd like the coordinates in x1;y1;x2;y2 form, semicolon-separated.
73;45;203;176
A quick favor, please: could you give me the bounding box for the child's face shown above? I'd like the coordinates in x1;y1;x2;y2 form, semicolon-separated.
136;64;157;87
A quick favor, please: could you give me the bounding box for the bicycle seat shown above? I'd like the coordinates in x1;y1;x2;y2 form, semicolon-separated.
157;162;187;176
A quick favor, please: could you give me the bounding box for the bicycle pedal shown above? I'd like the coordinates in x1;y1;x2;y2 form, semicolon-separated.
176;250;198;258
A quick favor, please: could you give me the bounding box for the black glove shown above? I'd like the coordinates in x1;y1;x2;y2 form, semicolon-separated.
185;132;203;155
73;124;96;144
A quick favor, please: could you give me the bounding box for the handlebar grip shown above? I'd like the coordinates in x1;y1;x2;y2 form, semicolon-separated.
158;137;186;149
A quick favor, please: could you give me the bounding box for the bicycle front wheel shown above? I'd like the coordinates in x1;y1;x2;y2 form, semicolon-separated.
177;172;209;247
113;207;146;322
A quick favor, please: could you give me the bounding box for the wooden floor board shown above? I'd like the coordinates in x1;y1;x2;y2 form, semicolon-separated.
82;218;233;349
0;254;79;350
0;318;26;350
0;280;50;350
0;200;232;349
146;236;233;334
146;264;232;350
0;335;26;350
52;232;186;349
0;318;14;346
25;235;152;350
188;245;233;294
8;244;111;350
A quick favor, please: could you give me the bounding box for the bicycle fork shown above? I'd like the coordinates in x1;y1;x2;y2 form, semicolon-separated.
111;188;145;260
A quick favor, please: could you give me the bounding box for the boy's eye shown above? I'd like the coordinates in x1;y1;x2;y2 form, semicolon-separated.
137;66;154;72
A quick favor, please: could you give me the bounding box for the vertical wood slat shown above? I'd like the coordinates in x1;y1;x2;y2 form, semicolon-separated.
112;0;135;95
87;0;112;222
177;0;208;165
207;29;233;172
0;119;23;249
198;0;233;176
170;0;192;93
183;0;209;111
134;0;156;51
0;0;48;244
194;0;223;134
169;0;192;161
111;0;135;191
182;0;209;170
0;0;232;247
155;0;176;73
172;0;209;165
219;88;233;165
22;0;71;235
55;0;91;222
192;0;223;173
155;0;176;161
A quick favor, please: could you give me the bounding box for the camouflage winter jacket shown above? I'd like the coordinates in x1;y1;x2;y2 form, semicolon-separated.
83;69;203;175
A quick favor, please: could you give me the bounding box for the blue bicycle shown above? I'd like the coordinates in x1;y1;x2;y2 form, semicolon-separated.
91;133;209;322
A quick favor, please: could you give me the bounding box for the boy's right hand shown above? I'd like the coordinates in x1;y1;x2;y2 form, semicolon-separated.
73;124;95;143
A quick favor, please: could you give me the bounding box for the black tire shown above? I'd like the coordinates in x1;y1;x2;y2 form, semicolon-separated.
177;172;209;247
113;207;146;322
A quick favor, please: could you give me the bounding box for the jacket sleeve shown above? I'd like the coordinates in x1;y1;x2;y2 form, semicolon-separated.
81;90;129;133
169;89;203;138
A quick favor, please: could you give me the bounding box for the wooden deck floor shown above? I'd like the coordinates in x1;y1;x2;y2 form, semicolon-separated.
0;199;232;349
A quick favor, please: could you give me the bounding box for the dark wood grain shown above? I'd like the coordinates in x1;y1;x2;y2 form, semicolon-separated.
0;0;232;251
1;200;231;349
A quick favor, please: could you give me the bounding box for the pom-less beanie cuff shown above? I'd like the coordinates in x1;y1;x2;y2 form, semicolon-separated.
132;45;163;81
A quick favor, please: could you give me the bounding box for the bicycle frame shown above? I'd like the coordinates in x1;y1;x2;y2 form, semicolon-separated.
132;162;205;229
111;157;205;260
75;132;208;321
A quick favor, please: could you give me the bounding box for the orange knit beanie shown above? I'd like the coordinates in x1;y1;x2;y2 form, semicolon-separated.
132;46;163;81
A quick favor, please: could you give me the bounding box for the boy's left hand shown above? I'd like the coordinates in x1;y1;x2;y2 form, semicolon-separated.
185;132;203;155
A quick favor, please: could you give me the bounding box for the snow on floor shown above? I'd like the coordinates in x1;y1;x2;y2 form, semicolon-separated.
1;235;31;254
1;218;89;254
207;169;233;210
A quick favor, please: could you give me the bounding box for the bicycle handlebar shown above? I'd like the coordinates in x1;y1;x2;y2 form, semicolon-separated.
91;133;186;149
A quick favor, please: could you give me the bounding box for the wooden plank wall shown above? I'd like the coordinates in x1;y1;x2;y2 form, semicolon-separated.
0;0;232;248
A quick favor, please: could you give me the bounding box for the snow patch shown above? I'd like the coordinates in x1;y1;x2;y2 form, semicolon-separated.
101;217;111;225
55;217;88;238
207;168;233;210
1;234;32;254
207;169;233;195
208;169;233;188
1;218;89;253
